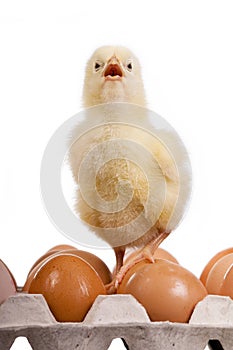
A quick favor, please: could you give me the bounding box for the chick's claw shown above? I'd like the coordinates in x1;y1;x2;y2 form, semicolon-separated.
115;249;154;287
105;281;117;295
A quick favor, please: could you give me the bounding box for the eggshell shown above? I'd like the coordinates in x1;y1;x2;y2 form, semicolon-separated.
117;259;207;323
28;254;106;322
205;253;233;294
200;247;233;285
0;260;17;304
61;249;112;285
220;265;233;297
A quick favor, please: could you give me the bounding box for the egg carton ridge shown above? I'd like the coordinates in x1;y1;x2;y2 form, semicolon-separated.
0;293;233;350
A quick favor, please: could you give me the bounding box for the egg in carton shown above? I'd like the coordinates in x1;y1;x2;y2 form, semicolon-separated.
1;252;233;350
0;292;233;350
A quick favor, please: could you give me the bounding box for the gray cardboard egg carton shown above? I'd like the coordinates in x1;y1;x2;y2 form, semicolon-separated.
0;293;233;350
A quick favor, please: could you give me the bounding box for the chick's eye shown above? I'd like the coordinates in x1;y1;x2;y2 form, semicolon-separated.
127;62;133;71
94;61;102;71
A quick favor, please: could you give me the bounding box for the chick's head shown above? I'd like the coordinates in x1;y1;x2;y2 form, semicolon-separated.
83;46;146;107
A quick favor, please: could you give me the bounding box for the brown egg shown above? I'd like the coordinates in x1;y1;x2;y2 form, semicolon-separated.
23;251;61;292
220;265;233;297
113;247;179;276
24;249;112;291
61;249;112;285
200;248;233;285
25;245;79;283
28;254;106;322
0;260;17;304
124;247;179;265
118;259;207;323
205;253;233;294
27;250;61;277
154;248;179;263
47;244;78;252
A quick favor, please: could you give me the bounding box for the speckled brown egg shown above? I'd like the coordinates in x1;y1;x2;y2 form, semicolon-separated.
26;250;61;277
0;260;17;304
24;249;112;291
118;259;207;323
25;244;79;278
61;249;112;285
28;254;106;322
23;251;61;292
24;245;78;284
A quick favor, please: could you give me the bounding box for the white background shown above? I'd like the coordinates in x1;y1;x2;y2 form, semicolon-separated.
0;1;233;349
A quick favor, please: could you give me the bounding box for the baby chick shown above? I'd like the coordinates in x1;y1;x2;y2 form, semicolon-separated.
69;46;191;290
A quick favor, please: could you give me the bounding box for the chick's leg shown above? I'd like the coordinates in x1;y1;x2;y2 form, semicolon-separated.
116;231;170;287
114;247;126;275
105;247;125;294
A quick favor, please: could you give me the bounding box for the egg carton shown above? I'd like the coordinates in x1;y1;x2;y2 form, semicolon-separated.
0;293;233;350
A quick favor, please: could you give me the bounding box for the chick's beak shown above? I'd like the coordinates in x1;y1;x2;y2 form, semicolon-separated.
104;57;123;80
104;64;123;77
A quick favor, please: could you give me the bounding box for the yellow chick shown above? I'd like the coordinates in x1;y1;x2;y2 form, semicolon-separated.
69;46;191;290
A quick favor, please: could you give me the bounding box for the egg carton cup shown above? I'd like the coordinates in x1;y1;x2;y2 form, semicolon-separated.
0;293;233;350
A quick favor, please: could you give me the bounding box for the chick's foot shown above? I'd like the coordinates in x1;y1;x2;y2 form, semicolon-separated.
115;231;170;288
